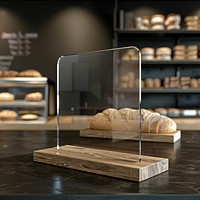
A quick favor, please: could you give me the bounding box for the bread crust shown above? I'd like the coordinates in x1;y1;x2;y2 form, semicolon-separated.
90;108;177;134
25;92;43;101
18;70;42;77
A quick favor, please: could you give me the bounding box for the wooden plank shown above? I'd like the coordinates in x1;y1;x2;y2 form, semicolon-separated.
33;145;169;182
80;129;181;143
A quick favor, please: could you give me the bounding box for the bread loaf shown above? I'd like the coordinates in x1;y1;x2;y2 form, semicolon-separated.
18;69;42;77
0;110;17;121
25;92;43;101
90;108;177;133
0;92;15;102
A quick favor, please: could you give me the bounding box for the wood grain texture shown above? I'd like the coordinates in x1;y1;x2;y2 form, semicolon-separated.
80;129;181;143
33;145;169;182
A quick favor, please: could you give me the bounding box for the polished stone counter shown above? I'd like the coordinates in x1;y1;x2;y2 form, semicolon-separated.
0;130;199;198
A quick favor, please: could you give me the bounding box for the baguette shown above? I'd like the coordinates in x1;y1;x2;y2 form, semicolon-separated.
90;108;177;133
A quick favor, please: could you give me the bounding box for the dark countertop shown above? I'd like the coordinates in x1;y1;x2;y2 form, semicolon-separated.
0;130;199;199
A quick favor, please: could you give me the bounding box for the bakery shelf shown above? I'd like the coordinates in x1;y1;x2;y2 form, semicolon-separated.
0;117;46;124
142;60;200;65
0;100;46;107
115;88;200;93
119;60;200;65
142;88;200;93
115;29;200;36
0;77;48;87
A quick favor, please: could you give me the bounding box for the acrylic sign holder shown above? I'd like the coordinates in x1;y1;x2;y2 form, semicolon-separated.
34;47;168;182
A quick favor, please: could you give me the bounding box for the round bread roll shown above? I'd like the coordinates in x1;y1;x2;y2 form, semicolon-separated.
186;21;198;26
142;55;155;60
185;16;199;22
90;108;177;134
25;92;43;101
187;45;198;51
151;24;165;30
156;47;171;55
141;47;155;55
18;69;42;77
156;55;171;60
20;114;39;120
0;110;17;121
0;92;15;102
174;45;186;51
165;14;181;26
173;55;186;60
166;24;181;30
151;14;165;24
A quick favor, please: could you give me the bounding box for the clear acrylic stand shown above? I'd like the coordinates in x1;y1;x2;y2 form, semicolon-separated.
34;47;168;182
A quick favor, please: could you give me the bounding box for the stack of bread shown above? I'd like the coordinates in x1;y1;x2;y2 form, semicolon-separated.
119;72;135;89
164;76;179;88
144;78;161;88
180;76;191;88
151;14;165;30
141;47;155;60
135;16;150;30
121;49;138;61
90;108;177;134
135;79;145;88
190;78;199;88
173;45;198;60
184;16;199;30
173;45;186;60
156;47;172;60
165;14;181;30
186;45;198;60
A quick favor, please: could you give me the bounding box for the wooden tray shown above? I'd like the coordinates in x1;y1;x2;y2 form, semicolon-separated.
80;129;181;143
34;145;168;182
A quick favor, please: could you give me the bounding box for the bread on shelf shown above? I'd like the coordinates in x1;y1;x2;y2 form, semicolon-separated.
90;108;177;134
0;70;19;77
0;110;17;121
0;92;15;102
18;69;42;77
25;92;43;101
20;114;39;120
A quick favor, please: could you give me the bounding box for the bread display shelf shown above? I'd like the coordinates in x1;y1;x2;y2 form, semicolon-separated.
0;100;46;107
0;77;48;87
115;29;200;35
142;60;200;65
115;87;200;93
34;145;169;182
0;117;46;124
119;60;200;65
80;129;181;143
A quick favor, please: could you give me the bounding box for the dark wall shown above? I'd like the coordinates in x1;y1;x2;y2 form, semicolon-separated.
0;0;114;83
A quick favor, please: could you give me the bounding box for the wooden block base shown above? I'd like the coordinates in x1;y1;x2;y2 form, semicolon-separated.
34;145;169;182
80;129;181;143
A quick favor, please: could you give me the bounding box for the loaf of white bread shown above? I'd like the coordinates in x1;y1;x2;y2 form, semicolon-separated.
90;108;177;133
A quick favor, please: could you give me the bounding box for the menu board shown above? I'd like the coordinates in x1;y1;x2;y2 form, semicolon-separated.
0;31;38;70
